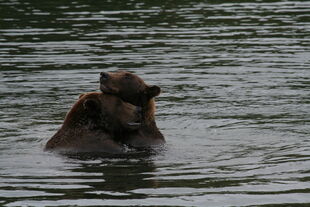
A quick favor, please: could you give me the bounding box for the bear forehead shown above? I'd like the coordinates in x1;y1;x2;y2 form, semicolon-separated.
109;71;144;81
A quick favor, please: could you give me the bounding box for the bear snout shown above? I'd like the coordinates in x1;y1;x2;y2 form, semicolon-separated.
135;106;143;122
126;106;142;130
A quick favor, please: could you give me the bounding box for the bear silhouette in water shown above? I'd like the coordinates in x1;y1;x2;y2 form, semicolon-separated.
45;92;141;153
99;71;165;147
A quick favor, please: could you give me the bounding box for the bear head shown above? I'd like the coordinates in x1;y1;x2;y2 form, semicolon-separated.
99;71;161;107
66;92;141;132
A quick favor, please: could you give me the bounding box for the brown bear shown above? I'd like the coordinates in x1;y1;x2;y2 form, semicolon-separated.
45;92;141;153
99;71;165;147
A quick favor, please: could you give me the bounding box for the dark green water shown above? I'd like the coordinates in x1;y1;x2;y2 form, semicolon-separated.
0;0;310;206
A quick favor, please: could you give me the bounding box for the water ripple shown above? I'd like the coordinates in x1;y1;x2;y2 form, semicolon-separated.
0;0;310;206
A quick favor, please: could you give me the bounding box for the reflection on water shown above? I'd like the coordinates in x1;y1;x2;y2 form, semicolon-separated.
0;0;310;206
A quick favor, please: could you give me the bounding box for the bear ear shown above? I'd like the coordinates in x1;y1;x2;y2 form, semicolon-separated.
83;99;100;116
146;85;161;99
79;93;85;99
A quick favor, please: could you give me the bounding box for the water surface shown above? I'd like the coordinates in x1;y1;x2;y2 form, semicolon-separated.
0;0;310;206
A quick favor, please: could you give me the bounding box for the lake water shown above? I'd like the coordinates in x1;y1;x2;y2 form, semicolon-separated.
0;0;310;206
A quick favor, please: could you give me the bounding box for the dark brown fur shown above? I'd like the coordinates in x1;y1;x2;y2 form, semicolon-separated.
45;92;141;153
99;71;165;147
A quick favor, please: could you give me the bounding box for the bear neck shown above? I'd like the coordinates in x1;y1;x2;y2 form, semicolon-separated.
46;108;111;151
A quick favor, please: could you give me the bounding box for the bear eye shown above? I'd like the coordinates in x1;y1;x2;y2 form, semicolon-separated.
124;74;132;80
